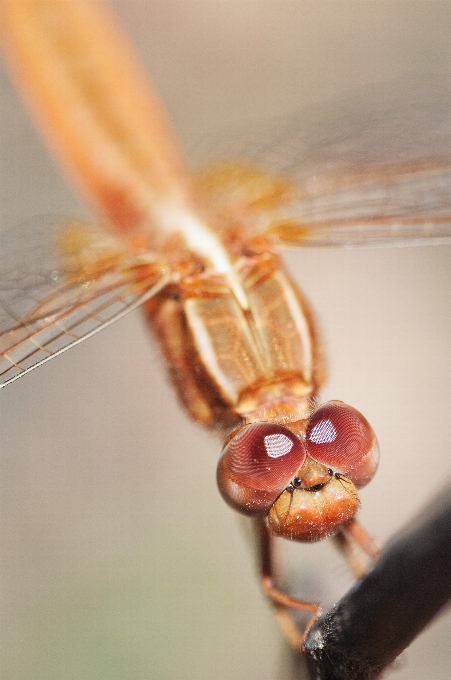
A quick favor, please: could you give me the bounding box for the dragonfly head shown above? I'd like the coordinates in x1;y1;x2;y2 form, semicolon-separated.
217;401;379;541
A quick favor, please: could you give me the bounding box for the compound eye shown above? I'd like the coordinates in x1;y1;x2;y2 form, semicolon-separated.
305;401;379;487
217;422;306;515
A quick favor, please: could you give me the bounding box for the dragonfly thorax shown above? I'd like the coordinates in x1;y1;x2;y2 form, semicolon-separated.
144;251;324;430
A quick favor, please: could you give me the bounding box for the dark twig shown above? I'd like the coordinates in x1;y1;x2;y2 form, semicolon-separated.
302;484;451;680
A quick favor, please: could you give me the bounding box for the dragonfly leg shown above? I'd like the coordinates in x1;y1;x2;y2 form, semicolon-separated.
256;518;320;651
333;518;380;579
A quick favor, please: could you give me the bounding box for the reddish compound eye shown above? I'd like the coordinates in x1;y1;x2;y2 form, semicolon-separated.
217;422;306;516
305;401;379;487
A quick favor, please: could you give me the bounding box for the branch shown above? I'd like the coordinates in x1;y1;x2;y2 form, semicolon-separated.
302;484;451;679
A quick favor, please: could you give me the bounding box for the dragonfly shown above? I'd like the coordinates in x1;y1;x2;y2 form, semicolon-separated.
1;0;450;669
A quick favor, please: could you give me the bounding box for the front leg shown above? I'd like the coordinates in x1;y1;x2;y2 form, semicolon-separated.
256;517;380;651
333;518;380;579
256;518;321;651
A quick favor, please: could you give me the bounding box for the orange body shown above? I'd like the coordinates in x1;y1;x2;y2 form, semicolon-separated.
146;250;323;430
3;0;450;657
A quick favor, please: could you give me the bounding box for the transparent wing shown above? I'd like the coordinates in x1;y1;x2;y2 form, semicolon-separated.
267;167;451;248
0;217;169;388
192;75;451;247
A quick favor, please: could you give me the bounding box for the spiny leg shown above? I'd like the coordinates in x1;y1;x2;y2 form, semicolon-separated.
333;517;380;579
256;518;320;651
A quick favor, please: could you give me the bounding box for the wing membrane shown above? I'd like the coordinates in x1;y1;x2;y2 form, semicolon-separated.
0;218;169;388
267;164;451;247
192;76;451;247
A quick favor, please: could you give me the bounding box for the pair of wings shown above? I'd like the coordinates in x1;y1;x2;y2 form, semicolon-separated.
1;77;450;388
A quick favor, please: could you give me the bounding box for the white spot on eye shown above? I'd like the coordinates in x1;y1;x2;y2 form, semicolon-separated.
309;419;336;444
264;433;294;458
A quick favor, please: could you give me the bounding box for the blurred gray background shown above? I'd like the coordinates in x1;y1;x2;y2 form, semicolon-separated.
1;1;451;678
